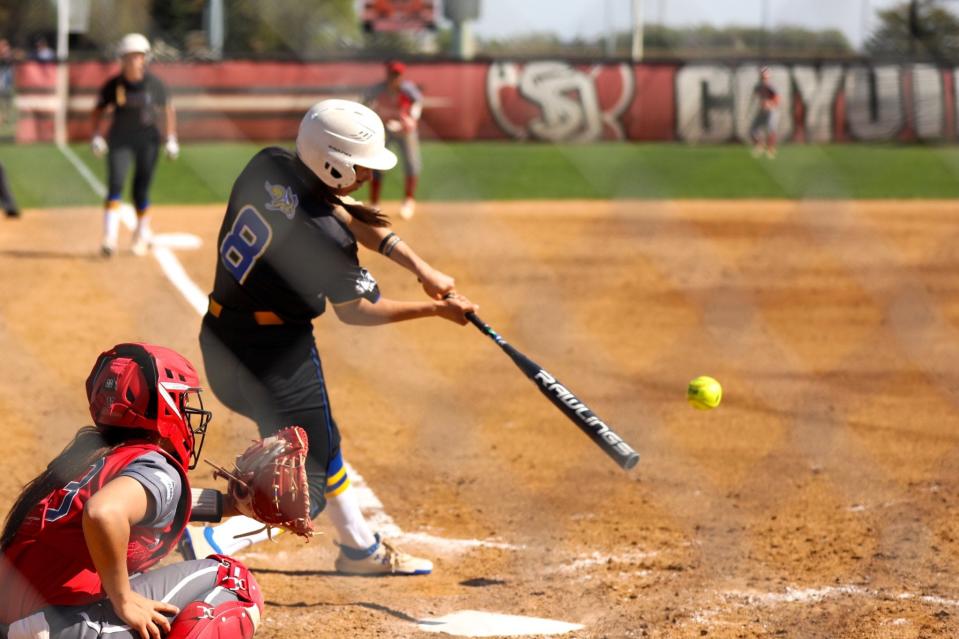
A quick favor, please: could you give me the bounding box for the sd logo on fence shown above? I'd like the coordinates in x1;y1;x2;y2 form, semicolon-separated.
486;61;635;142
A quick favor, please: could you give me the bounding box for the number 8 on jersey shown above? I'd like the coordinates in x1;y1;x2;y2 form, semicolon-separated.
220;205;273;284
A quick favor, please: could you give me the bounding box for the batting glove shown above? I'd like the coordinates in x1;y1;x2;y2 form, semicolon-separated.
91;135;108;158
165;135;180;160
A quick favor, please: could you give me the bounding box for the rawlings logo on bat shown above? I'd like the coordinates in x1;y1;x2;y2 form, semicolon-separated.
534;369;638;458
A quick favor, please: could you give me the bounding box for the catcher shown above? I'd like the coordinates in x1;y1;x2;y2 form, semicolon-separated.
0;343;289;639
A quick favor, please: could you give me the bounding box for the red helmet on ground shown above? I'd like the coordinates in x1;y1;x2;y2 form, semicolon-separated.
85;343;212;469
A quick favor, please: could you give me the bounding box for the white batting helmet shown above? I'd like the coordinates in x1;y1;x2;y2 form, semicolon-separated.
117;33;151;57
296;99;397;189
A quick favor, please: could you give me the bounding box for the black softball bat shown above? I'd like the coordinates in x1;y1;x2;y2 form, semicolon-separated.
465;312;640;471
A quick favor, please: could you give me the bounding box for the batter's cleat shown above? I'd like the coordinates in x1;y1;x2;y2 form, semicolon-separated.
399;197;415;220
5;209;19;218
131;237;150;256
100;242;115;258
178;524;224;561
334;534;432;576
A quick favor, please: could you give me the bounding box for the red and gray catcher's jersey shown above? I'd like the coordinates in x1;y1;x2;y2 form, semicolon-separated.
0;442;191;623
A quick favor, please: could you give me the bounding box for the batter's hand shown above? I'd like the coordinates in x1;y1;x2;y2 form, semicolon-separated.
165;136;180;160
418;266;455;299
111;591;178;639
91;135;108;158
437;292;478;325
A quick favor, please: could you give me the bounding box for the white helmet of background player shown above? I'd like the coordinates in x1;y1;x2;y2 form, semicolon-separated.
117;33;151;57
296;99;398;190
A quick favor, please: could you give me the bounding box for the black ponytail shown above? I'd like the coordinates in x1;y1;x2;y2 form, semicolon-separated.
293;152;392;228
329;193;391;227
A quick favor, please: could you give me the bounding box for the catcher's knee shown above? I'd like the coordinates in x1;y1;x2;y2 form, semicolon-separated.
167;600;261;639
208;554;265;612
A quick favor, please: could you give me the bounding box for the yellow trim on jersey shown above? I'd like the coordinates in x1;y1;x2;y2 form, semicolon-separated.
326;466;347;487
325;477;351;498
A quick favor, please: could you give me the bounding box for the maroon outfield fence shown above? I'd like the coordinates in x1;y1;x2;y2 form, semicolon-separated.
10;59;957;144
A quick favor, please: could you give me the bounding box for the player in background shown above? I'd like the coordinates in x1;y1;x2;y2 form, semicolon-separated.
749;66;780;159
364;61;422;220
90;33;179;257
181;99;477;575
0;161;19;218
0;39;19;219
0;343;264;639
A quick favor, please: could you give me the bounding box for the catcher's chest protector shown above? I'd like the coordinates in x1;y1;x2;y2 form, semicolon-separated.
0;444;191;622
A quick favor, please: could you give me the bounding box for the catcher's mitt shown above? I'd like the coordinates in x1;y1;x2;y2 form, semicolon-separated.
208;426;314;539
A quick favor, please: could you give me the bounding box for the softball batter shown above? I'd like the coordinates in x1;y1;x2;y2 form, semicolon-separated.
365;61;422;220
0;343;264;639
182;99;476;575
90;34;179;257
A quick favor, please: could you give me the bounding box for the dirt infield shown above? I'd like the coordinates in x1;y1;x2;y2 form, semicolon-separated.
2;199;959;638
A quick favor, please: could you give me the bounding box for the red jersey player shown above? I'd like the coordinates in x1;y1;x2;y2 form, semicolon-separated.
0;343;263;639
365;61;424;220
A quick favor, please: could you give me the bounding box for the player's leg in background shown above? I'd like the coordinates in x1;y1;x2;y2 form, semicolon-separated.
369;132;400;207
0;160;20;218
102;145;134;256
42;558;263;639
398;132;421;220
748;113;764;158
765;110;779;159
130;137;160;256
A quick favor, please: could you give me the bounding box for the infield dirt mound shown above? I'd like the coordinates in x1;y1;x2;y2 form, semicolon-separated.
2;200;959;638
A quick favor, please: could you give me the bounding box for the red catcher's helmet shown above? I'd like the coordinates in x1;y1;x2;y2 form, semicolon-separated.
85;343;212;469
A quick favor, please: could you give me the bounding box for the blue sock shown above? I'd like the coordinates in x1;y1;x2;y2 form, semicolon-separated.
340;532;381;560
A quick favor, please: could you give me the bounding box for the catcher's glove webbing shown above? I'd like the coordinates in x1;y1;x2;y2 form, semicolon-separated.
208;426;315;539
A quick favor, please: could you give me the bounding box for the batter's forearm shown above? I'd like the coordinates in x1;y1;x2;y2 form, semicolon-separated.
339;216;431;278
384;237;430;278
333;297;441;326
341;212;391;252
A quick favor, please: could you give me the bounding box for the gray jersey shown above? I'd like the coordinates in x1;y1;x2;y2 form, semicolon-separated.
118;452;182;528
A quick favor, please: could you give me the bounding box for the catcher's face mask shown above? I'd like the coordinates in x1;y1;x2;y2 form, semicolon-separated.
181;388;212;469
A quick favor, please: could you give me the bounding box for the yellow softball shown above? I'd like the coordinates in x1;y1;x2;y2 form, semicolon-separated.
687;375;722;410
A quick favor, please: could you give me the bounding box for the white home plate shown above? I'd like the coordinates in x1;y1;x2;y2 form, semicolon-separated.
417;610;583;637
151;233;203;250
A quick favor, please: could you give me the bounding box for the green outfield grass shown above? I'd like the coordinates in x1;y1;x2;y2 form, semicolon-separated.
1;142;959;209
